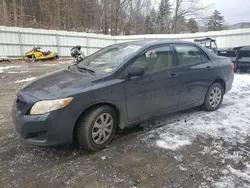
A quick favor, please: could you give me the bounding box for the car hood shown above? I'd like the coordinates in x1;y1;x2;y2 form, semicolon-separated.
20;69;101;100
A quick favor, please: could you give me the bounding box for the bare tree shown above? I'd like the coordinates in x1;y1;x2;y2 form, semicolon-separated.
20;0;24;26
172;0;211;33
12;0;17;26
2;0;8;25
0;0;214;35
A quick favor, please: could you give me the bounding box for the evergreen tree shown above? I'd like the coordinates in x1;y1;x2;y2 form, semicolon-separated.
157;0;171;34
150;8;157;33
187;18;199;33
207;10;225;31
175;16;186;33
144;15;153;34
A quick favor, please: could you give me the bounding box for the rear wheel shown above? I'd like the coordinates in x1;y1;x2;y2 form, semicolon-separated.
76;106;117;151
203;83;224;111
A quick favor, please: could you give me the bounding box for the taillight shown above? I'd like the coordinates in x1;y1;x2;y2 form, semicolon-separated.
231;63;235;71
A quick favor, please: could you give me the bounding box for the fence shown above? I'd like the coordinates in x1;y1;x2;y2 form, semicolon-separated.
1;26;250;57
0;26;114;57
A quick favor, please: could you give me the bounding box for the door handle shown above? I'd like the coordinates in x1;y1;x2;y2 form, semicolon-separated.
169;73;178;79
206;66;213;71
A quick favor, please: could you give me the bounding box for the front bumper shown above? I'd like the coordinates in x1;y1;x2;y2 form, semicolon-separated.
12;92;76;146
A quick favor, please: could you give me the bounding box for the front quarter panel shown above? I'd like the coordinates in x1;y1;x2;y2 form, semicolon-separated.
72;79;128;129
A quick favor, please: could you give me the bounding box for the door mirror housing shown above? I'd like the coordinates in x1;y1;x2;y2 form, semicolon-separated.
126;67;145;78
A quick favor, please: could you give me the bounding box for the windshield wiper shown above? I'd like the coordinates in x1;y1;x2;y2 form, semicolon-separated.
75;65;95;75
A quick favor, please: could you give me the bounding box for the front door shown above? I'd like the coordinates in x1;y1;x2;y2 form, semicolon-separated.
125;45;180;122
124;73;153;123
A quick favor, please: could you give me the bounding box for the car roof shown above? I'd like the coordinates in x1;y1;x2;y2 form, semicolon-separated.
118;40;197;48
115;39;220;61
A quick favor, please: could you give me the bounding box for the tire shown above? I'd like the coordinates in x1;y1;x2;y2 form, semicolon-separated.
76;106;117;151
203;83;224;111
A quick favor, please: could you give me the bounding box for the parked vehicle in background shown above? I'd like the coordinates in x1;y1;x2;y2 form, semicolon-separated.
194;38;218;54
218;46;250;72
217;47;239;66
25;46;59;61
12;40;234;151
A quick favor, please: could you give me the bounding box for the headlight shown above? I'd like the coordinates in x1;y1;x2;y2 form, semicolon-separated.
30;97;73;115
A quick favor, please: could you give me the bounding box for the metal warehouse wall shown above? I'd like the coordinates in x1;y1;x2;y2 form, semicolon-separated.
1;26;250;57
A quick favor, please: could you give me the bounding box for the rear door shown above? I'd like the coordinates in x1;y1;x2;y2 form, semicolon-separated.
173;44;216;107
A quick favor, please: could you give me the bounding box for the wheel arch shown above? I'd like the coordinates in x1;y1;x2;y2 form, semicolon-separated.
73;102;124;140
202;77;226;104
212;77;226;93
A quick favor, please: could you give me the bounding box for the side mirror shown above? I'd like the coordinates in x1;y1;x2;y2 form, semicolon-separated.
126;67;145;78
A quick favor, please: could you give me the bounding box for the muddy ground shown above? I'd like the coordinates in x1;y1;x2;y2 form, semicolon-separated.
0;61;250;188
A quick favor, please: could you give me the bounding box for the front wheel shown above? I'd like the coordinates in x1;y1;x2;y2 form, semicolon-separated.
203;83;224;111
76;106;117;151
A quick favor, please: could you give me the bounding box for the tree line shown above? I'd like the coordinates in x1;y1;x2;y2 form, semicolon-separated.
0;0;226;35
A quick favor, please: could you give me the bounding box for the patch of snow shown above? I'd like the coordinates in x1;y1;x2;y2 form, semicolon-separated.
214;176;236;188
156;133;192;150
228;165;250;183
7;71;28;74
101;156;106;160
15;77;36;83
213;164;250;188
174;154;184;162
58;61;72;64
178;165;188;171
0;65;23;71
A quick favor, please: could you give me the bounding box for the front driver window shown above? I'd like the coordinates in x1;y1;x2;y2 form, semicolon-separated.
130;46;174;73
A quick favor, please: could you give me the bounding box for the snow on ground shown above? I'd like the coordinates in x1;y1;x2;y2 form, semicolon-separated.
143;74;250;187
15;77;36;83
0;65;23;73
7;71;28;74
146;74;250;150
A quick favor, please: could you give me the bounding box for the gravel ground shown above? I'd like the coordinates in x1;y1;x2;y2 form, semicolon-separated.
0;62;250;188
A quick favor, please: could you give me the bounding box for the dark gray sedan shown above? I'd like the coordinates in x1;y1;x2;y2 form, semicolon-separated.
12;40;234;151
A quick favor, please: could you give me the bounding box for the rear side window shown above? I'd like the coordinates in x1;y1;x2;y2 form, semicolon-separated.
174;44;208;66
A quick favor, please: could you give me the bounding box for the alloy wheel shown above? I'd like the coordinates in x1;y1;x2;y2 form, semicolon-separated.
209;87;222;108
92;113;114;145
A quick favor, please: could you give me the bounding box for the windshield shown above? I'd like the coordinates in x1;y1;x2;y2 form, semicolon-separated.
76;44;142;74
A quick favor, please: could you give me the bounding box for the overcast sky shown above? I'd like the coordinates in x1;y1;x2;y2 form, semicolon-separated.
208;0;250;24
153;0;250;24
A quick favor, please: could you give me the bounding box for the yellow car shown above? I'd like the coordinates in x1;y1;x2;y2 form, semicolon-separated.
25;46;59;61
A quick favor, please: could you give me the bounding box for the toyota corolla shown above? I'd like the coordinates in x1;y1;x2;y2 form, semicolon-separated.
12;40;234;151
